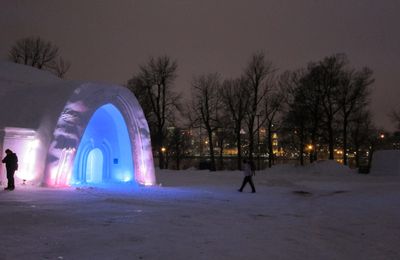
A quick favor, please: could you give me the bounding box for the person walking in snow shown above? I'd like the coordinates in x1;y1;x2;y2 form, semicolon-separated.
2;149;18;191
238;158;256;193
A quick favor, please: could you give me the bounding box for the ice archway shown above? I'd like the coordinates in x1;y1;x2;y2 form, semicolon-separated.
0;62;156;188
72;104;135;185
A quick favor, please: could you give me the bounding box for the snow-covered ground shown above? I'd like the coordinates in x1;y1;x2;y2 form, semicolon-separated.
1;161;399;260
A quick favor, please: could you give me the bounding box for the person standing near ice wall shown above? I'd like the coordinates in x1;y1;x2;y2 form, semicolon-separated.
238;159;256;193
2;149;18;191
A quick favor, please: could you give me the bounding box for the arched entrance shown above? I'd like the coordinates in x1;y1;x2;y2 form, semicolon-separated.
71;104;135;185
86;148;103;183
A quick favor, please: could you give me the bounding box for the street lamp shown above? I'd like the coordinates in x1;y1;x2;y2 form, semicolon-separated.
307;144;313;163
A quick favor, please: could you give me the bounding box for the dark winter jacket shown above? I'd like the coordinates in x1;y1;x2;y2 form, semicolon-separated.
2;153;18;171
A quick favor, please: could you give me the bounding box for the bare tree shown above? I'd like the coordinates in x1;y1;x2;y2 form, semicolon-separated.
282;70;312;166
262;76;285;168
295;64;325;163
9;36;59;69
48;57;71;78
215;112;232;170
243;51;275;163
165;127;190;170
127;55;180;169
314;54;347;160
189;73;221;171
337;67;374;165
282;54;374;166
220;77;250;169
390;109;400;130
9;36;71;78
127;76;153;120
349;109;374;168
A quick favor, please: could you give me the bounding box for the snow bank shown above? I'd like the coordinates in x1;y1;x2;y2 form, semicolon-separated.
370;150;400;176
306;160;356;175
260;160;356;176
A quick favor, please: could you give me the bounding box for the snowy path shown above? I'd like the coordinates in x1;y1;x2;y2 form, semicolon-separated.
1;166;400;260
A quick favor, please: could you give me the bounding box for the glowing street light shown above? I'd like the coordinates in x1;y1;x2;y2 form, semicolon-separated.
306;144;314;163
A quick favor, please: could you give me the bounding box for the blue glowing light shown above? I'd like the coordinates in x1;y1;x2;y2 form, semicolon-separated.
72;104;135;186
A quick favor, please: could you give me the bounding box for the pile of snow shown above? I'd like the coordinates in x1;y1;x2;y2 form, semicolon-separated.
370;150;400;176
305;160;357;175
260;160;356;176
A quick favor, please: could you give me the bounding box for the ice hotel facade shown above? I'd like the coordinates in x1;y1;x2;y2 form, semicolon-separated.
0;62;156;187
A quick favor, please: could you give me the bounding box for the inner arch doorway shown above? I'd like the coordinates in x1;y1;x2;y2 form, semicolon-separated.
86;148;103;183
72;104;135;185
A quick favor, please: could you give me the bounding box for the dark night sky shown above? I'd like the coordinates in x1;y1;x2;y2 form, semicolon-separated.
1;0;399;131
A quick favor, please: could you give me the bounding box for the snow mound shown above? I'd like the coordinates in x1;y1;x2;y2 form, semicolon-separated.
370;150;400;176
306;160;356;175
261;160;356;176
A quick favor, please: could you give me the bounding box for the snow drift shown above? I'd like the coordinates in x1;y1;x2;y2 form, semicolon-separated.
370;150;400;176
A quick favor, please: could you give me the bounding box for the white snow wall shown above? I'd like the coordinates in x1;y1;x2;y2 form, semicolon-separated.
370;150;400;176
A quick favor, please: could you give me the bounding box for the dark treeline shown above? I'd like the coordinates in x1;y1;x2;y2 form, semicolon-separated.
127;52;377;171
281;54;375;167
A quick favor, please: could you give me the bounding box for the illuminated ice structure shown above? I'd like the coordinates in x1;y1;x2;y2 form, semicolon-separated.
0;62;156;187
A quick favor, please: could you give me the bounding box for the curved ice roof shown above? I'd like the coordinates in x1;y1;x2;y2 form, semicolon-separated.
0;61;61;85
0;61;81;129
